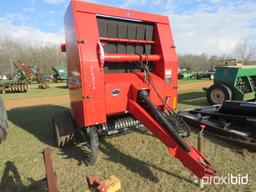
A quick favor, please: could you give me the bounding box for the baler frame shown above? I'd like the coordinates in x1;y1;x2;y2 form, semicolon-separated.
55;0;217;181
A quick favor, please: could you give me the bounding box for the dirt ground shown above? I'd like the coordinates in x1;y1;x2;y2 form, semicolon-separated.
4;80;211;110
178;80;212;91
5;95;69;110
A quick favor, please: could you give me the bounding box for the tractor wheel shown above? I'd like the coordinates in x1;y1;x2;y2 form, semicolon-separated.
85;126;99;165
207;84;232;105
52;110;75;148
0;97;8;143
53;76;58;83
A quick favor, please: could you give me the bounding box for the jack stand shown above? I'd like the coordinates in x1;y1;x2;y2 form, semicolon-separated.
198;124;206;188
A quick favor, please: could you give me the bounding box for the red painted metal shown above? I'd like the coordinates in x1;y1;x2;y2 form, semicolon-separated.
104;73;165;115
74;1;169;24
65;0;177;126
128;99;216;179
61;44;66;52
64;0;216;179
99;37;155;44
104;54;161;62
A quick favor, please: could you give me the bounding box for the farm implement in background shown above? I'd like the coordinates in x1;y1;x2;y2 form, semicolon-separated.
0;60;29;94
0;60;49;94
51;66;67;82
206;65;256;105
180;100;256;151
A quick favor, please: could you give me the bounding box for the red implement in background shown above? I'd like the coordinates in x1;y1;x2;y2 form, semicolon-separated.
62;0;217;180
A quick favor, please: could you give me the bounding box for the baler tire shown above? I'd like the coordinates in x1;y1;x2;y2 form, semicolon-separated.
52;110;75;148
207;84;232;105
0;97;8;143
86;126;99;165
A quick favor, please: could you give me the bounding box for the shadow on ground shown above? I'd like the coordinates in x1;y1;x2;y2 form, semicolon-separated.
7;104;233;187
58;143;95;166
8;105;71;147
178;91;208;106
99;139;196;185
0;161;46;192
55;85;68;89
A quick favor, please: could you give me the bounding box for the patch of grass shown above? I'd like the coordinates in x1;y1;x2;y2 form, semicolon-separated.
0;86;255;192
178;79;211;84
178;90;208;109
1;85;68;101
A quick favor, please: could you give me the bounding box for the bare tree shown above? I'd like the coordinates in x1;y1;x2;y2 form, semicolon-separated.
179;53;211;71
232;42;256;64
0;38;66;75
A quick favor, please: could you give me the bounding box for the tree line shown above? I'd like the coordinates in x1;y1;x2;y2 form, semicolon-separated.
0;39;66;75
0;39;255;75
179;42;256;71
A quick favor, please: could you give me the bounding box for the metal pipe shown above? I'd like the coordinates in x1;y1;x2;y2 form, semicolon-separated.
104;54;161;62
100;37;155;44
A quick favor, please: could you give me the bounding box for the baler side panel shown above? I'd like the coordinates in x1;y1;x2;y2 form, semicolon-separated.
75;11;106;126
64;3;85;125
153;23;178;109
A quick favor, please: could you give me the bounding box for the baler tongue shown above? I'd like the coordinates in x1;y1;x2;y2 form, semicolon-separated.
128;90;217;179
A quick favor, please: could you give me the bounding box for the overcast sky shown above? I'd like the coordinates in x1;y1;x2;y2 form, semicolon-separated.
0;0;256;55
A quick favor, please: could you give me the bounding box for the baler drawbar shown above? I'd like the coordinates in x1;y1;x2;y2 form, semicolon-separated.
54;0;217;181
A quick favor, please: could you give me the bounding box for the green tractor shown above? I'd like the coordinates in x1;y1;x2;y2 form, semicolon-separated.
0;97;8;143
51;66;67;82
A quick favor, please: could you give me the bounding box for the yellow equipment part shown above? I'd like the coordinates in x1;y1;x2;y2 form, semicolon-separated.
84;175;121;192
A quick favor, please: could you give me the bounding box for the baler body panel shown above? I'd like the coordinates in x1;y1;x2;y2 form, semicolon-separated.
104;73;166;115
65;1;178;127
64;3;85;125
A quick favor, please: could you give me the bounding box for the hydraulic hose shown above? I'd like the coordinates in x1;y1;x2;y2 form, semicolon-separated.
138;90;191;152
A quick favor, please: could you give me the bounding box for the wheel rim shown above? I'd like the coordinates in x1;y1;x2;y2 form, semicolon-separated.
210;88;225;104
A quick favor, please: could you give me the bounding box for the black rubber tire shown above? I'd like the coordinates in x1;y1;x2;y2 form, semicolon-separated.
24;83;28;92
53;76;58;83
86;126;99;165
207;84;232;105
0;97;8;143
52;110;75;148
